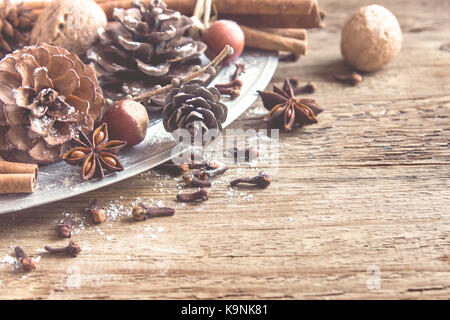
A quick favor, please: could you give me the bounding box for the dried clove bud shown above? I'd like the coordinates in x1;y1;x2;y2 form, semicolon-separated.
57;220;73;238
332;71;362;86
193;166;230;179
189;160;220;170
89;199;106;224
215;80;242;99
132;204;175;221
279;52;300;62
230;172;272;189
177;188;211;202
232;63;246;81
156;161;190;176
183;174;212;188
229;146;260;162
45;241;82;257
14;247;36;272
294;82;317;94
214;63;246;99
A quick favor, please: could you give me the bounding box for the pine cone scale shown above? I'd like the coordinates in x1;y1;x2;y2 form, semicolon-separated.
163;82;227;142
88;0;207;112
0;0;36;59
0;44;105;164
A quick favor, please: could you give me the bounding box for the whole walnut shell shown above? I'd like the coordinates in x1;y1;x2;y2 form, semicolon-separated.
30;0;106;57
341;5;402;72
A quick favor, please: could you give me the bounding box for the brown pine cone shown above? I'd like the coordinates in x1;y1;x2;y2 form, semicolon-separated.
0;0;36;59
87;0;207;113
162;81;227;141
0;44;105;164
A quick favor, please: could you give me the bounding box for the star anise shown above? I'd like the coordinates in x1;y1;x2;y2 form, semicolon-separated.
62;123;126;181
258;78;324;132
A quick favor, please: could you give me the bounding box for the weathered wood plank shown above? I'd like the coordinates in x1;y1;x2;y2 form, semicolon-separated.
0;0;449;299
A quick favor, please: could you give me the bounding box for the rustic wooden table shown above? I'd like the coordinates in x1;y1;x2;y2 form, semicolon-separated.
1;0;449;299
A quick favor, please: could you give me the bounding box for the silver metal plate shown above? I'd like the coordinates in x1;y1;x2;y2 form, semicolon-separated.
0;49;278;214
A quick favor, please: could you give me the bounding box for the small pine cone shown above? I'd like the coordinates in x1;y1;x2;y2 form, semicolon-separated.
0;44;105;164
162;82;227;142
0;0;36;59
87;0;207;113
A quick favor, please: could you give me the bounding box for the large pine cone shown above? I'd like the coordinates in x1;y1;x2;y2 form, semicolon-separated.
0;0;36;59
162;82;227;140
87;0;207;113
0;44;105;164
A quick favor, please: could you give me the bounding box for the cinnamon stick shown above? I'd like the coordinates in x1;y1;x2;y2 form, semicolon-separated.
222;12;325;29
95;0;316;15
240;25;307;55
261;28;307;41
28;0;325;28
0;161;38;178
0;174;36;194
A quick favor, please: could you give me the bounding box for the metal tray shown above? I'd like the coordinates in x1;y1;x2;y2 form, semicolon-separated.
0;49;278;214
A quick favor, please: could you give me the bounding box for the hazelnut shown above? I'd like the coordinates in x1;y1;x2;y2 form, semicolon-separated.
101;100;149;147
30;0;107;56
202;20;245;65
341;5;402;72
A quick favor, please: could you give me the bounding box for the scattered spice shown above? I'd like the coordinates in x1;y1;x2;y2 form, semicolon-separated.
45;240;82;257
229;146;260;162
332;71;363;86
156;161;190;176
287;77;317;94
132;204;175;221
230;172;272;189
57;220;73;238
279;52;300;62
183;174;212;188
14;247;36;272
62;123;127;181
189;160;220;170
215;63;246;99
89;199;106;224
196;166;229;178
258;78;323;132
177;188;211;202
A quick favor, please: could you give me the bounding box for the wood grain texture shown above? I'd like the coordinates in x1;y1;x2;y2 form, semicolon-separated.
0;0;449;299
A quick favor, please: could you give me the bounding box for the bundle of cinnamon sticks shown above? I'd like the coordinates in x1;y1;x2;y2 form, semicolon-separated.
26;0;325;57
0;161;38;194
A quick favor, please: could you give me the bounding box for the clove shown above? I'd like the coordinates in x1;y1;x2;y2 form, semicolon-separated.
232;63;246;81
177;188;210;202
189;160;220;170
57;220;73;238
230;172;272;189
214;63;246;99
190;165;229;180
332;71;362;86
89;199;106;224
156;161;190;176
45;240;82;257
132;204;175;221
183;174;212;188
14;247;36;272
294;82;316;94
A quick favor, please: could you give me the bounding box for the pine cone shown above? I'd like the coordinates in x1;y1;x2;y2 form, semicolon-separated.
87;0;207;113
0;0;36;59
0;44;105;164
162;82;227;140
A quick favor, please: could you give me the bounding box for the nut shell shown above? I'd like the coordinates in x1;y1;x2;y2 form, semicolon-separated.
30;0;107;56
341;5;402;72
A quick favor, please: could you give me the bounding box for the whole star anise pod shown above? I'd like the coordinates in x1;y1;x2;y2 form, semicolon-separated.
258;78;324;132
62;123;126;181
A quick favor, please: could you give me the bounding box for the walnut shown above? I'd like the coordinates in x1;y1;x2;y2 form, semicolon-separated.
341;5;402;72
30;0;106;56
